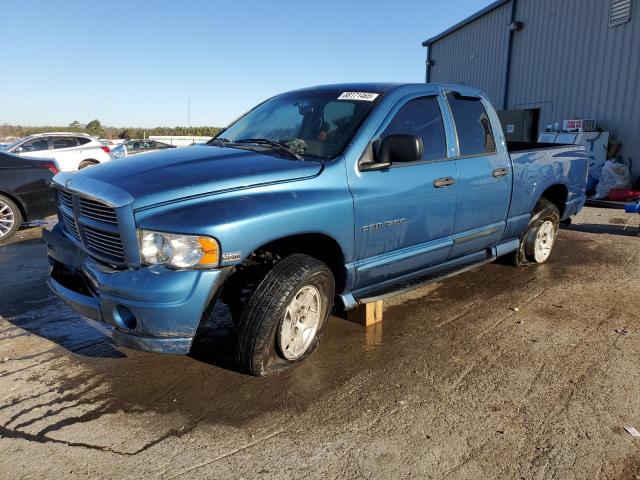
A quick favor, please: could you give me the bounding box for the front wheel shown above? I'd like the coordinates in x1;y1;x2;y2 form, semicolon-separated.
237;254;335;376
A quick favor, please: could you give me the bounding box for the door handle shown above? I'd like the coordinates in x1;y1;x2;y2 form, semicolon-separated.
433;177;456;188
492;167;509;177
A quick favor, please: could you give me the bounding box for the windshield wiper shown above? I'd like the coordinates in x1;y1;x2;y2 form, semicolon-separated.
207;137;229;148
235;138;304;161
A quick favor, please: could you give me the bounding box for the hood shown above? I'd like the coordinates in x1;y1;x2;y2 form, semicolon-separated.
71;145;323;209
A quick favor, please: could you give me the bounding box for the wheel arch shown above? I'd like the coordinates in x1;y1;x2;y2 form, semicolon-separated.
538;184;568;216
79;159;99;169
248;233;347;293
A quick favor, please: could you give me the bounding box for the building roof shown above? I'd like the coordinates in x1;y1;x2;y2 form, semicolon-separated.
421;0;511;46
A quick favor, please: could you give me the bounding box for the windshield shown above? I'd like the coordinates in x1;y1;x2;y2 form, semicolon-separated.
3;138;25;151
216;89;382;159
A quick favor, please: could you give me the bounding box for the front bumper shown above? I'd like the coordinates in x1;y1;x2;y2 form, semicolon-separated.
44;224;230;354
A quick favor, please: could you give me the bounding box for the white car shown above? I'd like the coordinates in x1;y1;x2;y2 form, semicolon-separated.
110;139;176;159
4;132;113;171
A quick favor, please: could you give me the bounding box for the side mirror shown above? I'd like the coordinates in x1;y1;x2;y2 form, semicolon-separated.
358;134;424;172
14;146;24;154
378;134;423;164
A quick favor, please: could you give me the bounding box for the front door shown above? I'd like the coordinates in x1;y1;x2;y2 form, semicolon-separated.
444;93;512;258
347;95;458;289
16;137;51;159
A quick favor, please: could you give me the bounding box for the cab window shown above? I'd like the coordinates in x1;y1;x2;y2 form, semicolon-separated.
446;94;497;156
380;97;447;162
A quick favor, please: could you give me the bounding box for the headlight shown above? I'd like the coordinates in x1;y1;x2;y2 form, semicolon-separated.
138;230;219;269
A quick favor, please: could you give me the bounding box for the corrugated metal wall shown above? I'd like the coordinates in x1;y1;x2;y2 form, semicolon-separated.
508;0;640;179
427;0;640;180
428;1;512;106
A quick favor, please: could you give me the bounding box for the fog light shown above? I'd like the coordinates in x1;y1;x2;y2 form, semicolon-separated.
114;305;137;330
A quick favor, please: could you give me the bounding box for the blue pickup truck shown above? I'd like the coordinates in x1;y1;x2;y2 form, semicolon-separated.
44;83;587;375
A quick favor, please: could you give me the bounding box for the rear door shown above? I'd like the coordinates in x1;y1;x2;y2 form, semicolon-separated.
347;94;458;288
0;154;55;220
51;136;81;171
75;136;91;162
444;93;512;258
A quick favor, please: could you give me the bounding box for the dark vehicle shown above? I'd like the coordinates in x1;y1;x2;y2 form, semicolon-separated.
110;139;176;159
0;152;58;241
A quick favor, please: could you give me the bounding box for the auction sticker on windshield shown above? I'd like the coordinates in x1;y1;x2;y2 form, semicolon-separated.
338;92;379;101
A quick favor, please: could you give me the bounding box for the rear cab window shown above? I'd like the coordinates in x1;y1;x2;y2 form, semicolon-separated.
447;94;496;156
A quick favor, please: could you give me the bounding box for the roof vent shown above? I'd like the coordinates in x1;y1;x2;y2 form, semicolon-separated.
609;0;632;28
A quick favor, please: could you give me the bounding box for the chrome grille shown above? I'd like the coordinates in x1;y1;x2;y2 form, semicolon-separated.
84;226;124;259
55;188;126;265
57;190;73;210
79;197;118;224
60;210;80;242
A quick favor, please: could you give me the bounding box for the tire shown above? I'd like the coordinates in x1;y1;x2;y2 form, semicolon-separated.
79;160;98;169
517;198;560;265
237;254;335;376
0;194;22;242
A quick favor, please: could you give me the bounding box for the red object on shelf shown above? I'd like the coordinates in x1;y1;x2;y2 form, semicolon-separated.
609;189;640;202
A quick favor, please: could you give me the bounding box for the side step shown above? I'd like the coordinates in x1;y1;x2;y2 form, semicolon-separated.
337;240;520;327
344;250;496;306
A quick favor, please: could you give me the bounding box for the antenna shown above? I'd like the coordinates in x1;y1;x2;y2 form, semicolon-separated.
187;72;191;129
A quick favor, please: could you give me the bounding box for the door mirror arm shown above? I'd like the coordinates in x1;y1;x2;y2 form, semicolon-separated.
358;140;391;172
359;160;391;172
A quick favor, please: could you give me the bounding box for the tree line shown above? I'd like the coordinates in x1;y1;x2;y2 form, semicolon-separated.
0;121;222;140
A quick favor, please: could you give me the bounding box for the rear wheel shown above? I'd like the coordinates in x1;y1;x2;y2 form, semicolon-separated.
79;160;98;169
237;254;334;376
0;195;22;242
517;198;560;265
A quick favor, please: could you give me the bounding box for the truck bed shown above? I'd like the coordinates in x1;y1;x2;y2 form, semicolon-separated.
506;142;588;224
507;141;575;153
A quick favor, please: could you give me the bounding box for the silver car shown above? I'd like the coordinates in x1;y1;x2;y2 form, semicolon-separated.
5;132;113;171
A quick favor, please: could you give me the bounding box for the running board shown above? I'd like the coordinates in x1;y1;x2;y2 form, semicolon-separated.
342;251;496;307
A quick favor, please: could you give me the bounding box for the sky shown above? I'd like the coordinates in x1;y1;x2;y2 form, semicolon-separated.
0;0;493;128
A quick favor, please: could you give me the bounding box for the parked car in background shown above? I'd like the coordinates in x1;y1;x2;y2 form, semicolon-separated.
100;138;125;149
4;132;112;171
110;139;176;159
0;151;58;241
45;83;588;376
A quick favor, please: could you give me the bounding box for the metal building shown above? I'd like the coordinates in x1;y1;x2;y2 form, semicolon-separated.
423;0;640;180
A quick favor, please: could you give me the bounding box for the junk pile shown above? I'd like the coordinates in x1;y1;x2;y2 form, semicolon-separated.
590;139;640;201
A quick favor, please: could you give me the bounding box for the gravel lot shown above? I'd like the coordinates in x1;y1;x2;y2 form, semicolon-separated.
1;206;639;480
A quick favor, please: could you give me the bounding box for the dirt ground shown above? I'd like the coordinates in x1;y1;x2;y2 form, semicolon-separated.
1;206;640;480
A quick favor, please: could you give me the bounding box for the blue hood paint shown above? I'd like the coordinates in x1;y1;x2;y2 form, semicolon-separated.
78;145;322;209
